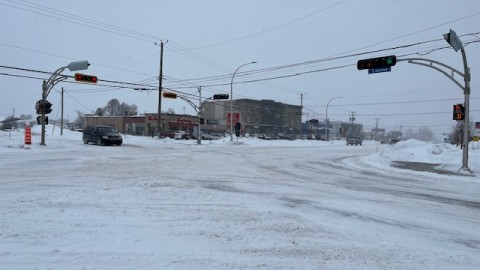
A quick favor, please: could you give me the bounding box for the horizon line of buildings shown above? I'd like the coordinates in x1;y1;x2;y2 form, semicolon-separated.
84;98;366;139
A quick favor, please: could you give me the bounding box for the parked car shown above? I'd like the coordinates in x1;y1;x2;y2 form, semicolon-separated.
209;133;225;140
346;136;362;146
174;131;191;140
161;132;175;139
257;133;272;140
83;125;122;146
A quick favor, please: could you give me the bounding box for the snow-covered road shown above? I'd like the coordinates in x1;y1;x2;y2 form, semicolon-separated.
1;129;479;269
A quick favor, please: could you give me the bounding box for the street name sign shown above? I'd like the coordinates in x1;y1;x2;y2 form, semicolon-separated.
368;67;391;74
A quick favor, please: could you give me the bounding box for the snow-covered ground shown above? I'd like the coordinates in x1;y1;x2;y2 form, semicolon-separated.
1;126;479;270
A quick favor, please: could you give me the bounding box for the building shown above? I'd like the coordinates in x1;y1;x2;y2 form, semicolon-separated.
85;113;199;137
201;99;302;137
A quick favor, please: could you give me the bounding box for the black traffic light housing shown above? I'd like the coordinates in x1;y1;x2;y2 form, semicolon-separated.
74;73;97;83
36;116;48;125
357;55;397;70
213;94;229;100
453;104;465;120
162;92;177;99
35;100;53;114
199;118;205;125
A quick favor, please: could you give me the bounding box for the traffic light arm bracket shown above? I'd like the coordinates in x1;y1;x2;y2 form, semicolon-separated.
43;66;68;98
178;95;200;114
398;57;466;92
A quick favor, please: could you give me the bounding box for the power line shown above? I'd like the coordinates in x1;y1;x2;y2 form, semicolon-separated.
191;0;347;49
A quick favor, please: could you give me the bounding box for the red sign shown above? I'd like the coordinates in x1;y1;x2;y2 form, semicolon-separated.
147;115;166;121
227;112;241;127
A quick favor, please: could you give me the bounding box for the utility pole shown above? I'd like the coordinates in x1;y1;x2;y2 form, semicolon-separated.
156;41;165;138
349;112;356;135
375;117;380;141
299;93;305;138
61;87;64;136
197;86;202;145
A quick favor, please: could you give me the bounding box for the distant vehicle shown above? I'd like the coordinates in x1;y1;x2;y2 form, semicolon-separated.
174;131;191;140
389;138;400;144
83;125;122;146
257;133;272;140
346;136;362;146
160;132;175;139
209;133;225;140
278;134;296;140
192;132;212;140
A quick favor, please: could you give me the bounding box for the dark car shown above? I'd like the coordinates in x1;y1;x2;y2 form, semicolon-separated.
346;136;362;146
83;125;123;146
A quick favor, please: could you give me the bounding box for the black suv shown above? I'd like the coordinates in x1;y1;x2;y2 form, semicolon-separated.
83;125;123;146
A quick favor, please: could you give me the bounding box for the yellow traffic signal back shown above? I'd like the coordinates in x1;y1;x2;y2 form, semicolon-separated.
162;92;177;99
74;73;97;83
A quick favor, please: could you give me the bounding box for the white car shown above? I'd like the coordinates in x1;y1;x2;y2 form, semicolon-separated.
174;131;186;140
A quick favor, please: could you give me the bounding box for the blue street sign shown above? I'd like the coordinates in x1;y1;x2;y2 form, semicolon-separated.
368;67;391;74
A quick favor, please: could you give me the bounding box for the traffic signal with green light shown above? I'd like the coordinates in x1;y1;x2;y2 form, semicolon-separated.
357;55;397;70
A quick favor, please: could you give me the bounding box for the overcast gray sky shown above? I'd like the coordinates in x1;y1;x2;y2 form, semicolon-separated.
1;0;479;137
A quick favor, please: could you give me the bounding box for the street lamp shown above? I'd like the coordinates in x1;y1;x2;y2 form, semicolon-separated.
40;60;89;145
325;96;342;141
443;29;472;173
230;61;256;141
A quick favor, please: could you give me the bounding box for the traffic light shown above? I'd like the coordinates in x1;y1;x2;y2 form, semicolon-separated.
36;116;48;125
453;104;465;120
35;100;52;114
44;101;52;114
74;73;98;83
357;55;397;70
199;118;205;125
213;94;229;100
162;92;177;99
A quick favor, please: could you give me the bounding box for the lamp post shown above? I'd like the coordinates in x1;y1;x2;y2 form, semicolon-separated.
40;61;90;145
230;61;256;141
325;96;342;141
393;30;472;173
443;29;471;173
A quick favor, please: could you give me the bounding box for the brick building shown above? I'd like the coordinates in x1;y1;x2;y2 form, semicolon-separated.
201;99;302;137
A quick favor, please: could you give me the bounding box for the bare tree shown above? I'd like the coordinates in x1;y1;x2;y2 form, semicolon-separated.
74;110;86;128
448;119;475;147
104;98;121;116
101;99;137;116
94;107;104;116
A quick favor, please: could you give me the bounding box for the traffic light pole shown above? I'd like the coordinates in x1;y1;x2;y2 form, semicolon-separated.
398;55;472;173
40;66;69;145
39;61;90;146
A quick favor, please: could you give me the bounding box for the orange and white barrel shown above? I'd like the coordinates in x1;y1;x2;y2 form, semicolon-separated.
25;126;32;145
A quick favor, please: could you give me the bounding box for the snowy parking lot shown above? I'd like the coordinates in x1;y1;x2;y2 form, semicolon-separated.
1;127;479;269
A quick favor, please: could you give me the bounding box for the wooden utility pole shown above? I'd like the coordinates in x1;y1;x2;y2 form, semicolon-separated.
156;41;165;138
299;93;305;138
